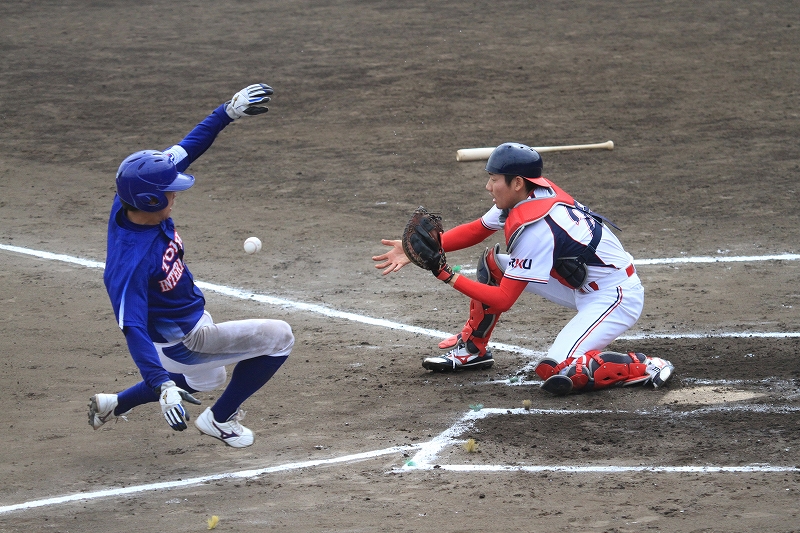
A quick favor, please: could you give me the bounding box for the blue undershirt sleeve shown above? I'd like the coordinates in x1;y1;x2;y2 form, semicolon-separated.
173;105;234;171
123;325;171;391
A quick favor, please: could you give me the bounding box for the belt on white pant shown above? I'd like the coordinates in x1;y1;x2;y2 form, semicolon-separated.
578;264;636;294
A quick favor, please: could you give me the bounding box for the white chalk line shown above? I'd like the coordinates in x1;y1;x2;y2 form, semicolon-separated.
483;375;800;388
2;244;799;356
456;252;800;274
0;444;421;515
636;253;800;265
2;243;799;512
8;402;792;516
401;407;800;473
686;378;787;386
419;464;799;473
405;408;612;468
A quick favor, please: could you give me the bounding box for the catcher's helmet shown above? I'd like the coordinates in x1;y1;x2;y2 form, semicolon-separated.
485;143;548;186
115;150;195;212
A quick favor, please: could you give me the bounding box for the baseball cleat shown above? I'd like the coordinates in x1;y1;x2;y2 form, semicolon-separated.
540;374;574;395
645;357;675;388
195;407;254;448
422;343;494;372
88;393;120;430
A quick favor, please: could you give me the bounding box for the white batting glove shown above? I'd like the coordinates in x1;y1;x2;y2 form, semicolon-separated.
225;83;273;119
158;381;201;431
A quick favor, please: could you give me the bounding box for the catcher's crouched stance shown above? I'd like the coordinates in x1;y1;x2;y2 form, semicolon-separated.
374;143;674;395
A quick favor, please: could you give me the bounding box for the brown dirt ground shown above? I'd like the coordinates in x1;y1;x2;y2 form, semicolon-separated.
1;0;799;531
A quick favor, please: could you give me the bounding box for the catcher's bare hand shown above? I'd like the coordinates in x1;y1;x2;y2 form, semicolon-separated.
372;239;411;275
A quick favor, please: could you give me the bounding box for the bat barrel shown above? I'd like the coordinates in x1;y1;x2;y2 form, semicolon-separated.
456;147;495;162
456;140;614;162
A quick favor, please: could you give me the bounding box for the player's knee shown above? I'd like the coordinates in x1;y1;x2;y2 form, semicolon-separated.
186;367;227;391
274;320;295;355
476;244;505;286
206;368;228;389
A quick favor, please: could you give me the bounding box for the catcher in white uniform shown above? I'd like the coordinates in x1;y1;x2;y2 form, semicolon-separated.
373;142;673;395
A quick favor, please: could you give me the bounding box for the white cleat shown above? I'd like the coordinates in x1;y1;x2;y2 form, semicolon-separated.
194;407;254;448
645;357;675;388
422;343;494;372
88;393;121;429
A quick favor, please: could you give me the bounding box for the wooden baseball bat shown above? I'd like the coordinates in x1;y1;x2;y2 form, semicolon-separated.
456;140;614;162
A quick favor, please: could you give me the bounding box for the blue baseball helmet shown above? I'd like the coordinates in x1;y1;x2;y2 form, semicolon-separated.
115;150;195;212
485;143;547;186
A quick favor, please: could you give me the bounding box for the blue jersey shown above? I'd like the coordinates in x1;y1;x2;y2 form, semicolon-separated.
104;105;233;387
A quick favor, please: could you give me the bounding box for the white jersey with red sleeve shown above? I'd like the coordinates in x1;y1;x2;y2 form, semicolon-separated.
480;186;634;288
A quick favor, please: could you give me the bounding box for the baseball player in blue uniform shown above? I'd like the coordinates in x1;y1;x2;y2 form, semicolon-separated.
89;84;294;447
374;143;674;395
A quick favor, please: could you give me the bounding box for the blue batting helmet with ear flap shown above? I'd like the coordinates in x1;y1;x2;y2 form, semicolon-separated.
485;143;547;186
115;150;195;212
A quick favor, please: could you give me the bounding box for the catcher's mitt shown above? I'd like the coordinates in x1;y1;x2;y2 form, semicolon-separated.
402;206;448;275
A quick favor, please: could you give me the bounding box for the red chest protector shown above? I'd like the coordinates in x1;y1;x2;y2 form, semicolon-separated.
502;178;575;252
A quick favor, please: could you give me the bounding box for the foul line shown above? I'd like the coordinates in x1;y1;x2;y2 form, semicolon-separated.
456;252;800;274
2;244;799;356
0;444;420;515
422;464;799;473
635;253;800;265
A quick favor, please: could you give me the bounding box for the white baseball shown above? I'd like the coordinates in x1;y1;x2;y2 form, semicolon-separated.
243;236;262;254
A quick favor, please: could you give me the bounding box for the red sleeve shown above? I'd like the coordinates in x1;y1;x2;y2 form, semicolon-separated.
451;275;527;312
441;219;496;252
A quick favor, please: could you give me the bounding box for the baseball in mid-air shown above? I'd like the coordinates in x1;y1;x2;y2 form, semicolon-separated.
243;236;262;254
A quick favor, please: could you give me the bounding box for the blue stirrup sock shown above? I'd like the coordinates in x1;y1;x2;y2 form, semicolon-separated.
211;355;288;422
114;355;287;422
115;373;197;415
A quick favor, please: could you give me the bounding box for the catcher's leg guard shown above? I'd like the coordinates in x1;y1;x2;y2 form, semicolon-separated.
541;374;574;395
534;357;560;380
536;356;582;395
537;358;589;395
477;244;504;286
459;297;501;356
440;244;505;353
438;335;459;350
589;351;649;389
537;351;653;395
438;301;500;354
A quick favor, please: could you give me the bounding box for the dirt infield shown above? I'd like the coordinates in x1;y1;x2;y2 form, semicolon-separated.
1;1;799;531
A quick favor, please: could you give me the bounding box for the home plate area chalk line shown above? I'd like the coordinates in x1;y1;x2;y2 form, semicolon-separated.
3;402;797;515
1;243;798;514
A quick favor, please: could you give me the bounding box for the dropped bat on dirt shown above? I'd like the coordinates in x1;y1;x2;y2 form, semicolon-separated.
456;140;614;162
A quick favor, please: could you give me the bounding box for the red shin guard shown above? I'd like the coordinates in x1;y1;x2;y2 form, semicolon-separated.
535;351;650;393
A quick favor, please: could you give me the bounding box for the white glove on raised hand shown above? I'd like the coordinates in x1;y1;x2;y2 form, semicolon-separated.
158;381;202;431
225;83;274;119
